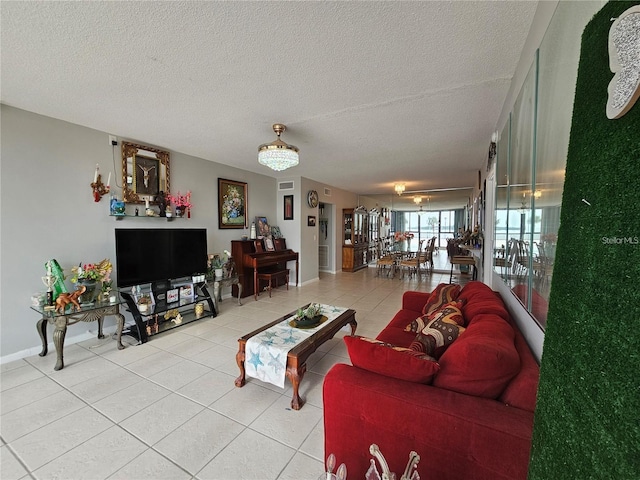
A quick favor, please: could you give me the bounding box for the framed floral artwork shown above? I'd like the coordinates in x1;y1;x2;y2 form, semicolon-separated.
218;178;247;229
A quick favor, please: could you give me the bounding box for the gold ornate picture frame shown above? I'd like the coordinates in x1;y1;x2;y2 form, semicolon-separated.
121;141;170;204
218;178;247;229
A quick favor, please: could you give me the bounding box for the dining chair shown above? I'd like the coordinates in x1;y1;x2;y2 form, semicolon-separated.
515;240;530;280
376;240;395;277
399;239;424;279
415;238;428;275
376;251;396;276
449;254;477;283
532;241;552;288
494;238;515;277
423;236;437;274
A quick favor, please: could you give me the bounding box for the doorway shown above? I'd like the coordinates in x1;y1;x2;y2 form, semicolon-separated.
319;203;334;272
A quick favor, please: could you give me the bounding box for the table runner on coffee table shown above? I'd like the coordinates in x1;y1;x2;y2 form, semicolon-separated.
245;304;348;388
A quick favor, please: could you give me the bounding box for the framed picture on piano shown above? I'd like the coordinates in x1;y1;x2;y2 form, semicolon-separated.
218;178;248;229
265;237;275;251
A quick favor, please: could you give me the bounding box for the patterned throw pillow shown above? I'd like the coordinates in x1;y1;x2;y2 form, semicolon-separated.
344;335;439;384
422;283;462;316
404;314;430;333
409;307;466;358
405;301;464;333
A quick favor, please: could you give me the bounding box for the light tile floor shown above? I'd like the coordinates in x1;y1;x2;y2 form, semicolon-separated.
1;254;469;480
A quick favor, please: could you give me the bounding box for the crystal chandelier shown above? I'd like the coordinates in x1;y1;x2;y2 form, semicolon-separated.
394;183;405;196
258;123;299;171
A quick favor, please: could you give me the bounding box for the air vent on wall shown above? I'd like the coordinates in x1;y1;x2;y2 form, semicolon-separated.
324;187;332;196
278;181;294;191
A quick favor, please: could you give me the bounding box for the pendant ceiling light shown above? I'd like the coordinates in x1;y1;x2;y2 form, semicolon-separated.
394;183;405;196
258;124;299;171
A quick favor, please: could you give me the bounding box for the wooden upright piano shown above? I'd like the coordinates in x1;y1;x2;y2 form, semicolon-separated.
231;239;299;299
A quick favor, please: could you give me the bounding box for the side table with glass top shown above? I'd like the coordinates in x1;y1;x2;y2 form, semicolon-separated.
32;300;125;371
211;273;242;311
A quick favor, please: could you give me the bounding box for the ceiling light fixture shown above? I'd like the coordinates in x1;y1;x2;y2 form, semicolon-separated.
413;196;422;205
258;124;299;171
394;183;405;196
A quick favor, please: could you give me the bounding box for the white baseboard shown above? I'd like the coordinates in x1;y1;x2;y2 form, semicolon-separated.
0;325;119;365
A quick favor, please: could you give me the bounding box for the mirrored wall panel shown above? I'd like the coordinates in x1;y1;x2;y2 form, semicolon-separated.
492;1;603;330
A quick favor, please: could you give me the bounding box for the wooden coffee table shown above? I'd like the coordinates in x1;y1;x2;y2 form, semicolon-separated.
235;305;357;410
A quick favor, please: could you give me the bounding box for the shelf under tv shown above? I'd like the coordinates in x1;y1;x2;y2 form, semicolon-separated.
120;283;216;344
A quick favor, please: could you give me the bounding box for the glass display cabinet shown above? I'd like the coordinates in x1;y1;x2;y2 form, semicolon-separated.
368;210;380;263
342;207;369;272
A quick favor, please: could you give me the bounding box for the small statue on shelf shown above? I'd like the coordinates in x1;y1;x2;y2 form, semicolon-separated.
54;286;87;314
156;191;167;217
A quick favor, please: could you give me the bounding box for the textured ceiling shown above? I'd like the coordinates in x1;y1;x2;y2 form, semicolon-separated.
1;1;539;210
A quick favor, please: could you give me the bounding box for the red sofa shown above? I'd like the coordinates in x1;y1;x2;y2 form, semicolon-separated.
323;282;539;480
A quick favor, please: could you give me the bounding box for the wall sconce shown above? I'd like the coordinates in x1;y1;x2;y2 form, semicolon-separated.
91;164;110;202
394;183;405;196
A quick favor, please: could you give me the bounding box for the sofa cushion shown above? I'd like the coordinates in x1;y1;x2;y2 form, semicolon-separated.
433;314;520;398
378;309;422;347
401;291;432;313
458;282;509;323
499;325;540;412
345;335;440;384
422;283;461;316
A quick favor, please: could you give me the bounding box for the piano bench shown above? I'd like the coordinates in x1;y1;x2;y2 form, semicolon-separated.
256;269;289;299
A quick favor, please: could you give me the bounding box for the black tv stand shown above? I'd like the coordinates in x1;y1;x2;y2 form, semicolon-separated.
120;282;216;344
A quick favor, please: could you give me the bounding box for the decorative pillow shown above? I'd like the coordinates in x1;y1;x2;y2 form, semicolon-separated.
404;314;430;334
405;301;464;333
409;308;466;358
344;335;440;384
422;283;461;316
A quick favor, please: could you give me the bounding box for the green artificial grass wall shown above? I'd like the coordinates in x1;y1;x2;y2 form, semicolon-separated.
528;2;640;479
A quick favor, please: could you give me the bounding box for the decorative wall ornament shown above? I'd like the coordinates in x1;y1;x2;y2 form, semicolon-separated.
606;5;640;119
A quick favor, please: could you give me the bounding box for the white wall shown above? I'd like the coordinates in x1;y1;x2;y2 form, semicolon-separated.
0;105;277;360
301;179;376;279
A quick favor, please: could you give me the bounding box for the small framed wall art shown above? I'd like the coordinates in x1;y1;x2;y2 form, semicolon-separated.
284;195;294;220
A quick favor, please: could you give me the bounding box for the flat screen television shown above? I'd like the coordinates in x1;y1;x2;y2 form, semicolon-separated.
115;228;207;288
